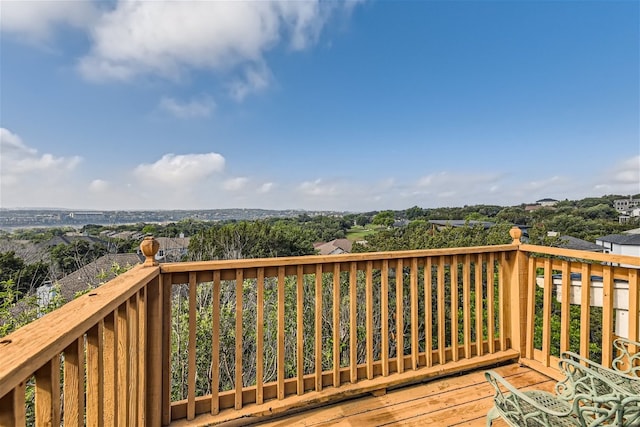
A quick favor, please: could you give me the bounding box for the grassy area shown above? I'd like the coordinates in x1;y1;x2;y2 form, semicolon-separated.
346;225;380;241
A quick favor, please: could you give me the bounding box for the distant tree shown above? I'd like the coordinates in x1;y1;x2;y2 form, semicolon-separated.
372;211;395;228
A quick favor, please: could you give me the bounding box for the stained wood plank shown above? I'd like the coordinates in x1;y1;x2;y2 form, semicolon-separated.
396;258;404;373
296;265;304;396
475;255;483;357
236;269;244;409
117;302;129;425
463;255;471;359
315;264;323;391
602;265;614;368
256;364;550;427
486;253;495;354
333;263;341;386
187;272;197;420
350;262;357;383
451;255;459;362
541;259;552;367
277;266;285;399
580;263;591;360
560;261;571;354
381;260;390;375
423;257;432;368
211;270;221;415
410;258;419;369
257;267;265;404
0;382;25;426
35;356;60;427
87;322;104;427
437;257;445;365
64;338;85;427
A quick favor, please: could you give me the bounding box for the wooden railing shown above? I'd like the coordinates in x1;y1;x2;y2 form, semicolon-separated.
517;244;640;381
0;229;638;426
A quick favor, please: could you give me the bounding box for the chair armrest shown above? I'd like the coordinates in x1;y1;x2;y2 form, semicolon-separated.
485;370;572;426
561;351;639;396
612;337;640;376
557;357;618;399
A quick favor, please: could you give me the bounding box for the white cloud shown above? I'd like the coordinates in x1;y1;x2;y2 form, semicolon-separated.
0;128;82;177
613;155;640;184
158;96;215;119
0;128;82;207
298;179;339;197
229;64;271;102
258;182;274;193
77;1;354;97
223;177;249;191
89;179;109;192
0;0;99;43
133;153;226;187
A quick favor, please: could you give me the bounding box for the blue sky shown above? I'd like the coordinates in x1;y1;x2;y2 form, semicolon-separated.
1;0;638;212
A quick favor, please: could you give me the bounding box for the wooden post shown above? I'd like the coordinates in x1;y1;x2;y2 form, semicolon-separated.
505;227;527;356
140;237;159;267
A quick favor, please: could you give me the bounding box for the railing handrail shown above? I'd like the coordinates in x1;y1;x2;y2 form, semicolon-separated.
519;244;640;266
160;243;521;273
0;264;159;399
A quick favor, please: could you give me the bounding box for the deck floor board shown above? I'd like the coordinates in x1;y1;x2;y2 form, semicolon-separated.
255;364;554;427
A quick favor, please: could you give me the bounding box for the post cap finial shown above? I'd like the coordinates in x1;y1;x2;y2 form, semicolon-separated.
509;226;522;244
140;236;159;267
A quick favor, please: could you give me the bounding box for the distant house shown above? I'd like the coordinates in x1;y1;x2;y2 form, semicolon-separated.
614;196;640;213
52;253;144;302
536;198;559;207
595;234;640;267
557;235;603;252
153;236;191;262
314;239;353;255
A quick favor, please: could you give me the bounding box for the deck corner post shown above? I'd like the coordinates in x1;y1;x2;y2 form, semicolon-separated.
505;227;528;356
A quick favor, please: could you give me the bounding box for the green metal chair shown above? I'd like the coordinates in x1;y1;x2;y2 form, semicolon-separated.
485;358;640;426
561;338;640;396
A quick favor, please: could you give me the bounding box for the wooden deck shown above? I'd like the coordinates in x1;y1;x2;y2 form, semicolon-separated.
248;363;554;427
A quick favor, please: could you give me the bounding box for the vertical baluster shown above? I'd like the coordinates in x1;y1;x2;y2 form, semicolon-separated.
146;276;162;425
437;257;445;365
349;262;357;383
487;253;495;354
64;338;85;427
117;302;129;424
277;267;285;399
235;269;244;409
450;256;458;362
580;264;591;361
296;265;304;395
333;263;341;386
525;257;536;358
396;259;404;373
410;258;419;370
602;265;614;367
475;254;484;357
366;261;374;379
187;272;197;419
315;264;323;391
129;293;139;424
35;357;60;427
559;261;571;354
0;382;26;426
211;271;221;415
629;269;639;345
102;312;115;425
381;260;390;375
162;273;172;425
542;258;552;366
87;322;104;426
463;255;471;358
424;257;433;367
137;288;146;425
499;253;507;352
256;267;265;404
